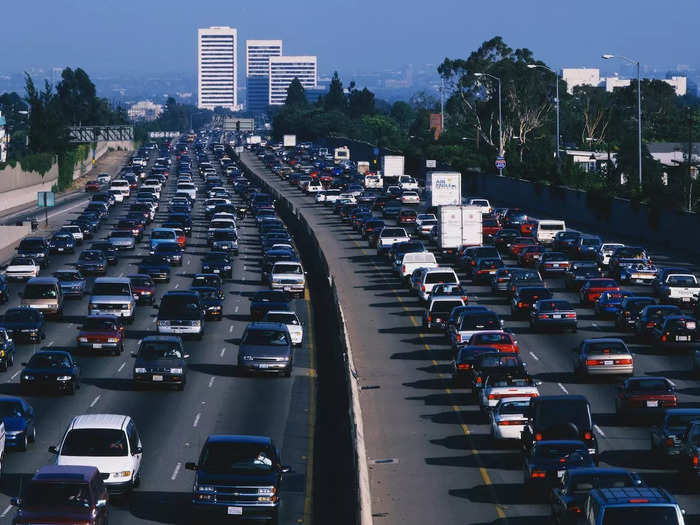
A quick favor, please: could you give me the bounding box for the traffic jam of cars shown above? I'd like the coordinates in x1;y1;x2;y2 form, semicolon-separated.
249;139;700;524
0;132;301;523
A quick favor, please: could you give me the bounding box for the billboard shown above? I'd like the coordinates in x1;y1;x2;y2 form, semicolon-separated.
283;135;297;147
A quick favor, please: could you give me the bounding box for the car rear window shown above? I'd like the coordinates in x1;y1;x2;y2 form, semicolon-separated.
601;507;679;525
587;342;629;355
535;400;591;430
426;272;457;284
382;228;406;237
460;314;500;330
431;300;463;313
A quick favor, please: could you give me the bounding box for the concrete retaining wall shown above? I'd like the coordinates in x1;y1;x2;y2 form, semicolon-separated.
0;223;33;266
469;173;700;258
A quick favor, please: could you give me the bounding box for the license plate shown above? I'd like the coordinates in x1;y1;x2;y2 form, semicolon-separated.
489;270;496;274
553;314;562;319
604;360;613;366
57;248;64;252
152;375;163;381
647;400;659;407
227;507;243;515
213;269;220;273
284;287;292;292
93;343;102;349
258;364;271;369
557;470;566;478
553;263;559;267
682;297;691;302
677;336;690;342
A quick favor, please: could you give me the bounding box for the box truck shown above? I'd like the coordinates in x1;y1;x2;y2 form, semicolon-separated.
438;205;482;256
283;134;297;147
381;155;404;182
357;161;370;175
334;146;350;161
426;171;461;207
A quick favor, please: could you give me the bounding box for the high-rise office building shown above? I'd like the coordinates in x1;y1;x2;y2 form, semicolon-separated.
197;26;238;111
268;56;317;106
246;40;282;113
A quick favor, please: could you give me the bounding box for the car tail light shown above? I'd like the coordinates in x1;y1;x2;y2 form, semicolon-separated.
586;359;604;366
471;261;476;266
666;438;674;447
402;265;406;273
518;302;523;308
661;334;667;342
488;394;496;400
462;296;468;303
421;285;426;292
457;363;470;370
566;313;576;318
476;376;482;384
456;334;462;343
531;471;546;479
497;277;506;282
615;359;633;365
570;506;582;514
498;420;524;426
628;499;649;503
584;432;593;440
427;315;432;322
646;322;655;328
535;433;542;441
694;455;699;467
538;314;549;319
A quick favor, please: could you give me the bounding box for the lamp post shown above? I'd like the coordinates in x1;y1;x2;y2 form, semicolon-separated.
474;72;503;175
602;53;642;188
527;64;560;172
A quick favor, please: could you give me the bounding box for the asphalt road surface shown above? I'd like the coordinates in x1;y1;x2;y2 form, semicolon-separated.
0;145;313;524
241;149;700;525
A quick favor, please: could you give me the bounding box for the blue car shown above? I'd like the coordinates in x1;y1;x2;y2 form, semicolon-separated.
593;290;632;318
137;255;171;282
0;274;8;303
53;269;86;298
48;232;76;255
0;396;35;450
0;328;16;371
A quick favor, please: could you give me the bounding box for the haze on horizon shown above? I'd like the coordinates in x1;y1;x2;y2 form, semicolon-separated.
3;0;699;76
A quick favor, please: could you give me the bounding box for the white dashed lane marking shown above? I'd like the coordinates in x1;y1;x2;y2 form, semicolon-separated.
528;352;539;361
557;382;569;394
193;413;201;428
90;395;101;408
171;462;181;480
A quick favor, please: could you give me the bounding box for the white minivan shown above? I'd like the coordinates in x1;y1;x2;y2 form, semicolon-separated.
109;179;130;199
50;414;143;494
535;220;566;244
417;267;460;302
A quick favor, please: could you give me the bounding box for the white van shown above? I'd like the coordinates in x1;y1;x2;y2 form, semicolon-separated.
417;267;460;302
464;198;492;215
535;220;566;244
398;175;419;191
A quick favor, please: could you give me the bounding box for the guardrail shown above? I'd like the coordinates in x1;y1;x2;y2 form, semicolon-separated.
232;147;372;525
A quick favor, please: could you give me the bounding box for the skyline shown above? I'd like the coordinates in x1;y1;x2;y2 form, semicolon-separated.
2;0;699;79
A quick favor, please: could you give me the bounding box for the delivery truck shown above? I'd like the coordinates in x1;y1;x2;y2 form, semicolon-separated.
426;171;462;207
357;161;370;174
381;155;405;182
437;205;482;257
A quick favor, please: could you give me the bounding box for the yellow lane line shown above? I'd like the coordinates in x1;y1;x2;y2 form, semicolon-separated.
354;239;507;521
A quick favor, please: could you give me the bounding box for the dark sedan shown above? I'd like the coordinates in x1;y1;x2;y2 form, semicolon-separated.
137;255;171;283
201;252;233;279
0;307;45;343
75;250;107;275
132;335;189;390
523;440;594;496
192;287;223;320
0;396;36;451
20;350;80;394
529;299;577;333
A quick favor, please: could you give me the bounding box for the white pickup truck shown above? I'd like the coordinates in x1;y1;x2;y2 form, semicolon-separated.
478;375;539;412
376;227;410;256
399;252;438;278
659;274;700;308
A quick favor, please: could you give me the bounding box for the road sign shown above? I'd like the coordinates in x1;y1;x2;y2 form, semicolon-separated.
373;147;379;156
426;159;437;168
37;191;55;208
495;156;506;170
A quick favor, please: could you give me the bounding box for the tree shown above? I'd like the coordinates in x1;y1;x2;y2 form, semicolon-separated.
390;101;415;130
324;72;346;113
348;87;375;118
285;78;307;107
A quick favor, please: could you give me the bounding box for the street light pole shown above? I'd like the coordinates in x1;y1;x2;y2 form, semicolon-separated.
475;72;503;175
528;64;560;172
603;53;642;188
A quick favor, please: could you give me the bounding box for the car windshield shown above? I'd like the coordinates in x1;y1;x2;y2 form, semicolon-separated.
539;301;572;312
534;443;585;458
520;289;550;300
194;276;220;288
130;277;153;288
140;341;183;360
152;231;175;239
667;414;700;428
513;271;540;281
194;288;218;299
536;400;591;429
569;474;635;494
61;428;128;457
615;247;646;259
667;275;696;286
426;272;457;284
498;401;530;414
540;223;564;231
431;300;463;313
82;318;117;332
159;296;200;319
156;244;180;253
0;401;23;418
382;228;406;237
628;379;671;392
582;238;601;246
28;354;70;368
601;507;679;525
92;282;130;295
19;240;44;250
264;313;298;325
587;342;628;355
23;284;57;300
11;257;33;266
460;314;500;330
242;329;289;346
200;442;274;474
4;309;38;323
274;264;303;274
24;482;91;508
213;231;236;240
488;375;532;388
110;231;133;239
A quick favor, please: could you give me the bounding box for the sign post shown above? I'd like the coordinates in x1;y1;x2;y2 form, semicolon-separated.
495;156;506;175
37;191;55;227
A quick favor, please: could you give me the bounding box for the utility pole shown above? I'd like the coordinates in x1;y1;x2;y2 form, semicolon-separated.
688;108;694;213
440;77;445;133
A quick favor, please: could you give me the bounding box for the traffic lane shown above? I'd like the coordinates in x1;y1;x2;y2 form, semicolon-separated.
240;156;507;524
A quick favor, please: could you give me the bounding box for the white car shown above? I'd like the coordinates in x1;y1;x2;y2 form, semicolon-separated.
97;173;111;184
177;182;197;201
60;225;84;244
398;175;419;191
415;214;437;228
4;256;39;281
489;398;532;440
270;261;306;297
597;243;625;268
376;227;410;256
478;375;539;412
109;179;130;198
464;198;492;215
263;310;303;346
50;414;143;494
400;191;420;205
417;267;460;302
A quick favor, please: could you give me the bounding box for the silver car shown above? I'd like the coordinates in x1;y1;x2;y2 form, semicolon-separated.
573;338;634;377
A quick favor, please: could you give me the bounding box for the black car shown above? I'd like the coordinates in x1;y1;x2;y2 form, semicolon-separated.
0;307;45;343
90;241;118;265
137;255;171;282
20;350;80;394
48;233;76;255
452;347;502;386
16;237;49;268
201;252;233;279
551;467;643;525
185;435;290;522
192;274;224;299
511;286;553;318
154;242;184;266
521;395;599;461
168;213;192;235
0;274;8;303
635;304;682;340
615;296;657;330
564;262;602;290
192;287;223;320
471;352;526;393
132;335;189;390
493;228;521;252
75;250;107;275
249;290;290;321
523;440;594;496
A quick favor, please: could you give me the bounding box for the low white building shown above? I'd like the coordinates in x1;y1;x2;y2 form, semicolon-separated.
563;67;687;96
562;68;600;94
128;100;163;121
648;142;700;167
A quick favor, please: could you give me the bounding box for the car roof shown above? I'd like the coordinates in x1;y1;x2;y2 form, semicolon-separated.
94;277;130;284
206;434;272;446
590;487;675;505
26;277;58;285
247;322;288;330
70;413;129;431
34;465;98;482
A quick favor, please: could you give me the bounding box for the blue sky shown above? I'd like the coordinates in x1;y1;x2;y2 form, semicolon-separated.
2;0;698;76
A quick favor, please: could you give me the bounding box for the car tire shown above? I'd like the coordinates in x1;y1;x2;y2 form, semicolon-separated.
18;434;27;452
67;382;75;395
29;425;36;443
0;361;6;373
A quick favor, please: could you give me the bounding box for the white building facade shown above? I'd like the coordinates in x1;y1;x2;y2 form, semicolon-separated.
268;56;317;106
128;100;163;121
246;40;282;113
563;67;687;96
197;26;238;111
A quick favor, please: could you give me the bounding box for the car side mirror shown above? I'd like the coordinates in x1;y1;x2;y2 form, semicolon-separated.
10;497;21;507
134;446;143;455
96;498;107;508
131;352;138;358
184;354;190;359
185;462;198;471
48;445;58;454
280;465;291;473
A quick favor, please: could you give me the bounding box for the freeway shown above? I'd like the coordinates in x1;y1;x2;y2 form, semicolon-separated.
240;149;700;525
0;143;313;524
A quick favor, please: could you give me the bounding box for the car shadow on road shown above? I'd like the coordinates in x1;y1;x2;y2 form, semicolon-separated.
406;391;473;407
426;452;522;470
449;483;541;507
391;348;453;361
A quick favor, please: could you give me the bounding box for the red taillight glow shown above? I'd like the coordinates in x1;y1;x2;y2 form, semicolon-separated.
628;499;648;503
531;471;546;478
457;363;470;370
666;438;674;447
535;433;542;441
615;359;633;365
693;455;699;467
587;359;604;366
584;432;592;440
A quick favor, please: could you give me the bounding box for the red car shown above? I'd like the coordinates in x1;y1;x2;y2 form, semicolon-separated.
518;245;545;266
510;237;538;257
579;278;620;305
84;180;101;192
76;314;125;355
615;376;677;419
482;217;501;239
398;210;417;225
468;331;520;353
520;221;535;236
173;228;187;248
128;274;156;305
